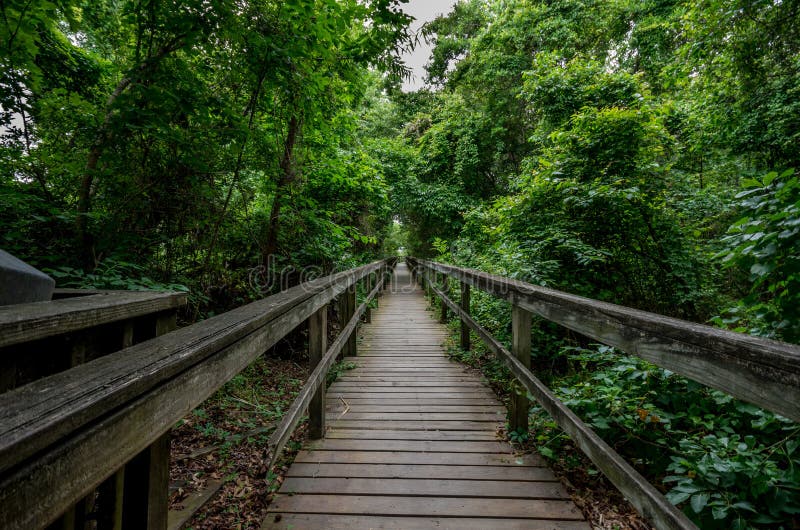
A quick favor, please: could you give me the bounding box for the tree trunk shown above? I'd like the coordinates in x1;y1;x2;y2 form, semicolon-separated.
263;114;300;268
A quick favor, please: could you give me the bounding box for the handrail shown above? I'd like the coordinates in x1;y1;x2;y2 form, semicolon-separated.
409;257;800;530
410;258;800;422
0;258;395;530
266;271;387;467
0;290;187;348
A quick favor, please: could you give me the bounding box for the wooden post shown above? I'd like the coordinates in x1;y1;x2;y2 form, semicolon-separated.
460;282;470;351
440;275;449;323
308;306;327;439
339;287;356;357
122;434;170;530
97;468;125;530
121;311;176;530
364;274;372;323
121;320;134;349
510;304;532;434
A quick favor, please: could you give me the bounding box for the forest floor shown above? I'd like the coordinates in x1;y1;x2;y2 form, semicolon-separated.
168;354;309;530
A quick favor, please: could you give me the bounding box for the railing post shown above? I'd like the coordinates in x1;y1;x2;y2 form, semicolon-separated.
510;304;532;434
308;305;327;439
339;285;357;357
460;282;470;351
364;274;372;323
440;275;449;323
121;311;176;530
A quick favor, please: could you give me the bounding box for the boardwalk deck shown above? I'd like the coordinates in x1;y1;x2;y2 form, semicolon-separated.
263;263;588;529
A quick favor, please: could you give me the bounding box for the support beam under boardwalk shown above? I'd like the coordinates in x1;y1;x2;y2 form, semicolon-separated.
262;263;587;530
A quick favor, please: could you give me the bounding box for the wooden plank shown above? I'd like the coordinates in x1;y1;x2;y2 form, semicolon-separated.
268;495;583;519
0;291;187;348
328;397;501;405
327;405;504;413
328;386;494;393
294;450;543;466
286;463;556;480
306;439;509;453
279;477;569;499
327;420;503;431
328;389;495;396
326;412;504;421
262;514;590;530
167;480;223;530
324;430;500;441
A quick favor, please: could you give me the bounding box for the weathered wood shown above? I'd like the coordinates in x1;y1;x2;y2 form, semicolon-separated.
425;276;696;530
323;429;501;441
122;433;169;530
342;287;357;357
166;479;223;530
285;463;556;481
280;477;569;498
364;274;372;323
440;275;449;323
263;514;590;530
510;304;532;433
460;281;470;350
266;275;385;467
0;261;385;476
266;262;585;528
308;306;327;439
0;260;391;530
0;291;186;348
268;495;583;520
416;258;800;423
306;439;509;453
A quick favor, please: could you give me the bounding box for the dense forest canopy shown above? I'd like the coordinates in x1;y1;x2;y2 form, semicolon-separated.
2;1;799;527
2;0;413;313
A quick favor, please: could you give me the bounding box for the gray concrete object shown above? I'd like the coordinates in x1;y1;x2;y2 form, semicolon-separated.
0;249;55;305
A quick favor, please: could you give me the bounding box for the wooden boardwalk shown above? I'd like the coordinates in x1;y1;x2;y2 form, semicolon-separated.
263;263;588;529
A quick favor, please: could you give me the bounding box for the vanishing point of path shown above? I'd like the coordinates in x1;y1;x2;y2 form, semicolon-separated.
263;263;588;529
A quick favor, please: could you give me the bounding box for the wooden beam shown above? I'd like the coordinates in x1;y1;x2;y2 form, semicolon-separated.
427;280;696;530
0;291;187;348
460;282;470;351
510;305;531;433
0;262;385;477
308;306;327;439
439;275;449;323
0;261;391;530
268;278;384;468
417;259;800;423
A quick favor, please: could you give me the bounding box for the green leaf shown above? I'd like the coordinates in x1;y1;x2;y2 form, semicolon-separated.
690;493;710;513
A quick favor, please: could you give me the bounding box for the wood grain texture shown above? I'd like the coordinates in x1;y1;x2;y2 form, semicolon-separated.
420;262;697;530
0;260;393;530
264;262;585;529
263;514;589;530
0;291;186;348
413;258;800;423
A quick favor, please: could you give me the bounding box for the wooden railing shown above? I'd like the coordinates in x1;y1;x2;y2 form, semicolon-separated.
407;257;800;530
0;259;395;530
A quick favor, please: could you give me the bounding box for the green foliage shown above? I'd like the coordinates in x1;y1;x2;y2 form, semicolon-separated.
529;344;800;529
717;170;800;341
382;1;800;528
